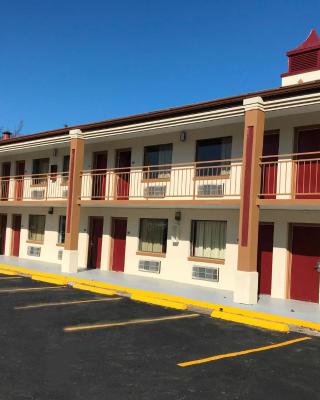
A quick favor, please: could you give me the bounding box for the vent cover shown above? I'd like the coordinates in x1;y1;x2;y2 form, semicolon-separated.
290;50;319;73
57;250;63;260
31;190;45;200
144;186;166;198
192;265;219;282
197;184;224;196
138;259;161;273
27;246;41;257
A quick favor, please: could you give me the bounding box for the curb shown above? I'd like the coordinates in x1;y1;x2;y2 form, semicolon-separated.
211;310;289;332
0;263;319;333
131;293;188;310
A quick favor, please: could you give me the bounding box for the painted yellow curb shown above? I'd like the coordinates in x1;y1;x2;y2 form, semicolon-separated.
0;263;319;332
211;310;290;332
0;269;18;276
131;294;188;310
31;275;67;285
72;283;117;296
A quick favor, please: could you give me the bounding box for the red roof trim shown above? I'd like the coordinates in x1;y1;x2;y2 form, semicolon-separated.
2;80;320;147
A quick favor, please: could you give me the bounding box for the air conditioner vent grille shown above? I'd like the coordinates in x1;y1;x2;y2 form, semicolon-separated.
31;190;45;200
27;246;41;257
57;250;63;260
197;184;224;196
144;186;166;198
192;265;219;282
138;259;161;273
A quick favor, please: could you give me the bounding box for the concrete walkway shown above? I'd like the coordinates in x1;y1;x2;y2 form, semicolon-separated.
0;255;319;324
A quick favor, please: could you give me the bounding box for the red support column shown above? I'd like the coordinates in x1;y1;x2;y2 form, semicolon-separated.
234;97;265;304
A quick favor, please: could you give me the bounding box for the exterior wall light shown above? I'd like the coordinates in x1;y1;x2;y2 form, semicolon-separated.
180;131;187;142
175;211;181;221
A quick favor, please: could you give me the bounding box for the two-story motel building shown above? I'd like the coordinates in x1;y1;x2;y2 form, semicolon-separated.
1;31;320;305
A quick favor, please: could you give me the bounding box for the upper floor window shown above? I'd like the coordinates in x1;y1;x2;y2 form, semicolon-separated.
138;218;168;254
196;137;232;177
28;215;46;243
32;158;49;185
190;220;227;261
143;144;172;180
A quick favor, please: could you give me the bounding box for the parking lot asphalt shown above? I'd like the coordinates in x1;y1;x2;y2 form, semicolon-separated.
0;273;319;400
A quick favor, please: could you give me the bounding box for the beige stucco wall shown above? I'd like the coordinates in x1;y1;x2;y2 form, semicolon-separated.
80;122;244;200
0;147;71;201
78;207;240;290
2;205;320;302
0;206;66;263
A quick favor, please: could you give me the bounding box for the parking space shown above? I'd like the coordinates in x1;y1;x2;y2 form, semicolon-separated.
0;273;319;400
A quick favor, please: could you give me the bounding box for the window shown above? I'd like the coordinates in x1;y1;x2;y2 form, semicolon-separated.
138;218;168;254
143;144;172;179
62;155;70;184
196;137;232;177
28;215;46;243
32;158;49;184
190;220;226;260
57;216;66;244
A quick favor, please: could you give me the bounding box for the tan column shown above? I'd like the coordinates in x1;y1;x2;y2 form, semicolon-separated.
62;129;84;273
234;97;265;304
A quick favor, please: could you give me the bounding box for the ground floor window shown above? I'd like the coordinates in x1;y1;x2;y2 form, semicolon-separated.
28;215;46;243
138;218;168;254
57;216;66;244
191;220;226;260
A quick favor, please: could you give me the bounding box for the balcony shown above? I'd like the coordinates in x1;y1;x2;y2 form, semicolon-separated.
259;151;320;204
79;159;243;206
0;173;69;204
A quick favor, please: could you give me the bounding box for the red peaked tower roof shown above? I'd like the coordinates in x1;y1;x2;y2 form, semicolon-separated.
282;29;320;77
287;29;320;56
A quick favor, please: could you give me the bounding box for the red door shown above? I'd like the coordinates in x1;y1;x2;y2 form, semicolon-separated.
15;161;25;200
260;133;279;199
1;162;11;200
116;150;131;200
0;214;7;255
92;152;108;199
257;223;274;295
295;129;320;199
290;225;320;303
111;218;127;272
87;217;104;269
11;214;22;257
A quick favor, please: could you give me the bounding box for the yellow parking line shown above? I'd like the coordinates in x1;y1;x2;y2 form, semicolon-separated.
64;313;200;332
0;276;23;280
15;297;122;310
0;286;67;293
177;336;312;367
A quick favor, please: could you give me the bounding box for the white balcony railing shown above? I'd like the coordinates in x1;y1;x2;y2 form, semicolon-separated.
80;159;243;202
259;151;320;199
0;173;69;202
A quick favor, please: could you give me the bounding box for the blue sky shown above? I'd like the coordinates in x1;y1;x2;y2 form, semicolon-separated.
1;0;320;135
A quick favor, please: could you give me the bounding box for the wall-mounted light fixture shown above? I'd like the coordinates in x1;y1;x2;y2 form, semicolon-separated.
48;207;54;215
175;211;181;222
53;148;58;157
180;131;187;142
